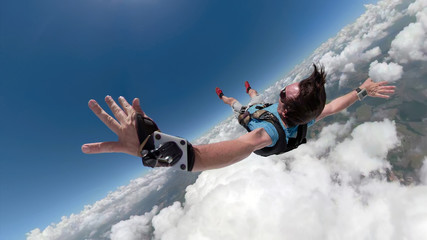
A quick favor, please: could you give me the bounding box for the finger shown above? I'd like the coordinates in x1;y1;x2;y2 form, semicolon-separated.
375;93;390;99
118;96;133;116
82;142;121;154
132;98;145;115
379;89;395;94
88;99;120;133
377;81;389;86
381;85;396;90
105;96;127;123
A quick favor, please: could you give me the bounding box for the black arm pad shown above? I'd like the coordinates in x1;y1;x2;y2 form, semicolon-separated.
136;114;159;151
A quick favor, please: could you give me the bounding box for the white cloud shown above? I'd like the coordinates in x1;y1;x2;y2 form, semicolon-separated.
26;169;169;240
407;0;427;15
151;119;427;240
110;206;159;240
389;0;427;63
368;60;403;82
314;0;404;83
343;63;356;72
329;119;399;176
319;43;381;81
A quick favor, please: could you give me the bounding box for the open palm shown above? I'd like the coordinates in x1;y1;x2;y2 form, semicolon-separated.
81;96;154;157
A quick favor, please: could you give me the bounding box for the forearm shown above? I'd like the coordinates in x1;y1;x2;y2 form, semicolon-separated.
317;89;358;121
191;129;271;172
191;140;254;171
328;90;358;114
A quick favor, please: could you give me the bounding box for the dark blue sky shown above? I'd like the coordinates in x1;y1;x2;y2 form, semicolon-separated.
0;0;376;238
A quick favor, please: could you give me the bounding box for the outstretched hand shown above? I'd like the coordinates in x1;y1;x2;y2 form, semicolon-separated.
82;96;154;157
360;78;396;98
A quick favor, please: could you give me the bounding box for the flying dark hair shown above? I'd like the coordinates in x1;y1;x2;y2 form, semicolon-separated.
280;64;327;127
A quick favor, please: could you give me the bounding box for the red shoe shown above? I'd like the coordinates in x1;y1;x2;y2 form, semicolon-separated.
245;81;251;93
215;87;224;99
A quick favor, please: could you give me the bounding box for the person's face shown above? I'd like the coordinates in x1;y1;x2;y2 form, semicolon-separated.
278;82;300;122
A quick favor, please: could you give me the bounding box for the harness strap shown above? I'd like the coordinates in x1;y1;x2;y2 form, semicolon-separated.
253;110;288;157
238;111;251;131
286;124;307;151
237;104;308;156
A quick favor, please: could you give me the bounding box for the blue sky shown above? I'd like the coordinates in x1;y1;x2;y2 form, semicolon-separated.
0;0;376;239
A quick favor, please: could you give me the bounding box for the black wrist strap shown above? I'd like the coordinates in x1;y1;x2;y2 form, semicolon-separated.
187;142;195;172
136;114;195;172
355;87;368;101
136;114;159;151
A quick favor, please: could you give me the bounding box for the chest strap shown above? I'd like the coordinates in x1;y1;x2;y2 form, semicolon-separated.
238;103;272;130
237;104;308;156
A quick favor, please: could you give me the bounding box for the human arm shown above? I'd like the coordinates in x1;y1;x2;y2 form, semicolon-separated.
191;128;272;171
316;78;395;121
82;96;272;172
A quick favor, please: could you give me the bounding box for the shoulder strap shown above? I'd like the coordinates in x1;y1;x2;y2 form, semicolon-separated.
254;103;272;110
237;104;308;156
252;110;288;156
238;111;251;131
286;124;307;151
238;103;272;130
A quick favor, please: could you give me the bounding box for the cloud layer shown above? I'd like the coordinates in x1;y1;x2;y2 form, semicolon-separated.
152;119;427;240
27;169;170;240
148;0;427;238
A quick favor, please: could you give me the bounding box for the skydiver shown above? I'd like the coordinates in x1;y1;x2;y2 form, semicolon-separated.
81;64;395;172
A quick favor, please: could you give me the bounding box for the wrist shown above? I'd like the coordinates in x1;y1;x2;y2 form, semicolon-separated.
355;87;368;101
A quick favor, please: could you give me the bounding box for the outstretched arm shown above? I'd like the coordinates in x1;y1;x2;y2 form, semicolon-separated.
192;128;272;171
316;78;395;121
82;96;272;172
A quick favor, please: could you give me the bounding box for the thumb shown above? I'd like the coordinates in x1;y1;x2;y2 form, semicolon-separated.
82;142;120;154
